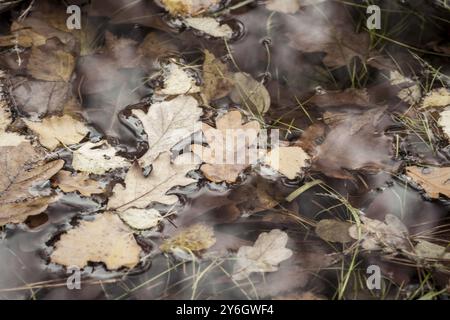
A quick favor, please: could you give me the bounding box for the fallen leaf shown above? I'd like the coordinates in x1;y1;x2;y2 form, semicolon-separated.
72;141;129;175
0;141;64;226
438;108;450;140
286;4;370;68
118;208;163;230
201;50;233;103
156;63;201;95
262;146;310;179
160;0;220;16
27;46;75;82
184;17;233;39
232;229;293;281
414;240;450;260
312;109;398;179
406;166;450;199
11;77;71;116
133;95;203;167
0;21;47;47
160;223;216;253
24;115;89;150
53;170;104;197
230;72;271;115
50;213;142;269
108;152;200;211
0;100;26;147
389;71;422;106
348;214;409;252
307;88;374;108
315;219;353;243
421;88;450;109
192;110;261;183
138;32;178;60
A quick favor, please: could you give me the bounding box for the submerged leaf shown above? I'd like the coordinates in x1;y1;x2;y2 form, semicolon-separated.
119;208;163;230
50;213;142;269
315;219;353;243
27;47;75;82
201;50;233;103
160;0;220;16
230;72;271;115
233;229;293;281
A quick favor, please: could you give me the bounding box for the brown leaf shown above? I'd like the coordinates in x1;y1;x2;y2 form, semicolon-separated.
27;47;75;82
0;142;64;226
406;166;450;199
230;72;271;115
201;50;233;104
160;223;216;253
53;170;104;197
315;219;353;243
160;0;220;16
50;213;142;269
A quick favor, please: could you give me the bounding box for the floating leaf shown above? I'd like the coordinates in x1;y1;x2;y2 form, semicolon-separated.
230;72;271;115
262;146;309;179
119;208;163;230
24;115;89;150
184;17;233;39
156;63;201;95
406;166;450;199
421;88;450;109
108;152;200;211
160;223;216;253
53;170;104;197
233;229;293;281
201;50;233;104
315;219;353;243
192;110;261;183
133;95;203;167
50;213;142;269
160;0;220;16
72;141;129;174
0;141;64;226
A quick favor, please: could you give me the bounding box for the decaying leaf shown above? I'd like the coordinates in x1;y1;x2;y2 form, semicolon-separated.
287;4;370;68
27;46;75;82
160;0;220;16
50;213;142;269
72;141;129;174
0;141;64;226
406;166;450;199
160;223;216;253
156;63;201;95
184;17;233;39
421;88;450;109
230;72;271;115
108;152;200;211
438;108;450;140
414;240;450;260
0;21;47;47
53;170;104;197
262;146;310;179
315;219;353;243
266;0;327;14
133;95;203;167
119;208;163;230
0;100;26;147
233;229;293;281
192;110;261;183
389;71;422;106
348;214;409;252
201;50;233;103
24;115;89;150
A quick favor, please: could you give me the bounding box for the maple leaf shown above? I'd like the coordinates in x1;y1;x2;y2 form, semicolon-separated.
232;229;293;281
191;110;261;183
107;152;200;212
133;95;203;168
50;212;142;269
0;141;64;226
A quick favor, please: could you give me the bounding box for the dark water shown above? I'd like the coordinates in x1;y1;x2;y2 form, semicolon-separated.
1;0;449;299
